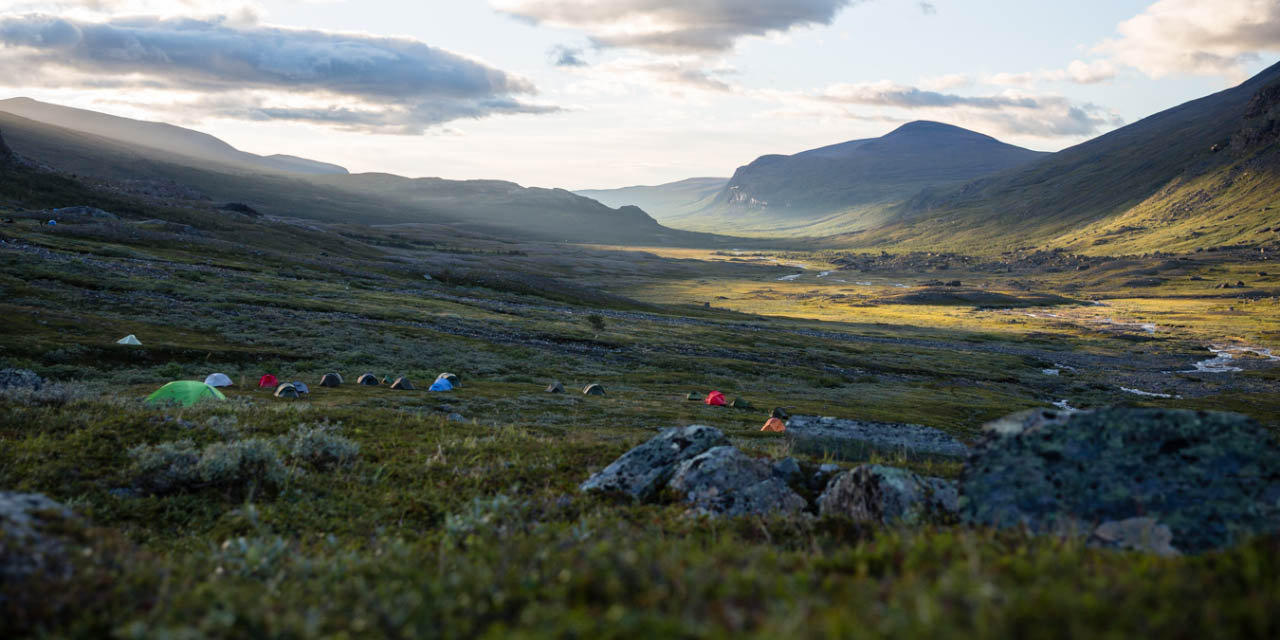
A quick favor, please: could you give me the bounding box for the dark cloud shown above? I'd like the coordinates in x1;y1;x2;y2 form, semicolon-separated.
0;13;555;132
496;0;863;52
815;82;1124;137
548;44;588;67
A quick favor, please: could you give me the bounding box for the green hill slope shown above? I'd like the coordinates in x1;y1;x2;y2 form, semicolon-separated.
859;60;1280;253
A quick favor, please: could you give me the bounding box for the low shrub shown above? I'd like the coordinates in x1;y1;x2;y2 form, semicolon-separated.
277;423;360;471
129;438;290;497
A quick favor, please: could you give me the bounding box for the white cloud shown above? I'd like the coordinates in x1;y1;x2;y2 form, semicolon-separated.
1098;0;1280;79
985;60;1117;87
494;0;863;53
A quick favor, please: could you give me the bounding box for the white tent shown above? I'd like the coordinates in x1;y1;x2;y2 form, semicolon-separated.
117;334;142;346
204;373;233;387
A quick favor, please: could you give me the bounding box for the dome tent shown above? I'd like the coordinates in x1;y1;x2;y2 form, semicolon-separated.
705;391;726;406
583;384;606;396
146;381;225;408
319;373;342;388
546;381;565;394
761;418;787;433
117;334;142;346
390;377;414;390
436;372;460;388
291;381;310;394
204;373;233;387
428;378;452;392
274;383;300;399
357;373;379;386
258;374;278;389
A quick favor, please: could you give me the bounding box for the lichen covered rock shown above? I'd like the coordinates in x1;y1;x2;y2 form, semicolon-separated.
1;492;78;582
581;425;728;500
818;464;958;525
960;407;1280;552
668;446;807;516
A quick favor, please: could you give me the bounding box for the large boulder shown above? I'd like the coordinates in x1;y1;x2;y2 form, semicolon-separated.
960;407;1280;552
667;446;807;516
581;425;728;500
786;415;969;459
0;369;43;391
818;464;958;525
1;492;78;582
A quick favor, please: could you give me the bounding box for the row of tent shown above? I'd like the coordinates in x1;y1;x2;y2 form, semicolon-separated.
202;372;460;392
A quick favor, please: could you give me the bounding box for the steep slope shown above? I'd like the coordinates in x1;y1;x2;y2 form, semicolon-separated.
864;60;1280;253
679;122;1047;236
0;97;348;175
576;177;728;223
0;109;715;246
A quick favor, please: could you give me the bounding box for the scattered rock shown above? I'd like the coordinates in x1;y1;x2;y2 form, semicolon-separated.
580;425;728;500
1;492;78;582
771;457;802;483
787;415;969;459
668;446;807;516
818;464;958;525
0;368;43;391
960;407;1280;552
1090;517;1179;556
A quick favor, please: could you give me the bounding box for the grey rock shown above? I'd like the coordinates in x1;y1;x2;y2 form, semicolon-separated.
818;464;958;525
1;492;78;582
0;368;43;391
787;415;969;459
447;413;467;423
668;446;807;516
580;425;728;500
771;457;802;483
1090;517;1180;557
960;407;1280;552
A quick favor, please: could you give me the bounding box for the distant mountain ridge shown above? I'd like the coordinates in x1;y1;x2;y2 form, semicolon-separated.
0;97;349;176
576;177;728;224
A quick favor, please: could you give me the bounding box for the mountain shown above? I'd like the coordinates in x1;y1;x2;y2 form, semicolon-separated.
0;97;348;176
865;61;1280;253
576;177;728;224
0;104;725;246
660;122;1047;236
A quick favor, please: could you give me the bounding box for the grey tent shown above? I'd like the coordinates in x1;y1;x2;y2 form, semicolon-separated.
117;334;142;346
583;383;606;396
319;373;342;388
357;373;379;386
730;398;754;410
770;407;790;419
274;383;300;399
436;372;460;388
204;373;233;388
291;382;310;394
390;377;414;390
686;392;701;401
546;381;566;394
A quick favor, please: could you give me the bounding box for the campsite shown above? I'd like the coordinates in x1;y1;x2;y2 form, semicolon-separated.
3;2;1280;638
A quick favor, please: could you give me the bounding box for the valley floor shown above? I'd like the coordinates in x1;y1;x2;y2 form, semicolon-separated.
2;209;1279;637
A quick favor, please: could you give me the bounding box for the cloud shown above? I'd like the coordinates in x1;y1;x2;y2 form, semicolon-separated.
1097;0;1280;79
549;44;588;66
985;60;1117;87
494;0;863;53
0;13;555;133
765;81;1123;138
918;2;936;15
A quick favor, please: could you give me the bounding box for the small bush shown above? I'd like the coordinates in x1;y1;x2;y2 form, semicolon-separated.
130;438;290;497
277;423;359;471
444;493;530;545
212;536;292;580
585;313;607;332
0;382;93;407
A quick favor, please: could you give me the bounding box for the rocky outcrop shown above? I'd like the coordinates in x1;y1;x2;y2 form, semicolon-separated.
1;492;78;582
960;407;1280;553
668;446;806;516
0;369;43;391
818;464;958;525
0;128;12;163
580;425;728;500
50;206;119;221
787;415;969;459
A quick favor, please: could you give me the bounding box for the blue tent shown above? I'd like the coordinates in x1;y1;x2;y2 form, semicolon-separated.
47;220;57;226
429;378;453;392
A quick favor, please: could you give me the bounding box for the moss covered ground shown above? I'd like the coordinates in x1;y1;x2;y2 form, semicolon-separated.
3;188;1280;637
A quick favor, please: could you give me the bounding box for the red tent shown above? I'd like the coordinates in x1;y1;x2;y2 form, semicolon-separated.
705;391;726;406
258;374;278;389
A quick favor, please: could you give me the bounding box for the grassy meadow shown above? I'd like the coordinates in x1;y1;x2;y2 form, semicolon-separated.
3;193;1280;637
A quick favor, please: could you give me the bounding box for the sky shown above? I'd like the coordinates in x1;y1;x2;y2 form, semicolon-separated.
0;1;1277;189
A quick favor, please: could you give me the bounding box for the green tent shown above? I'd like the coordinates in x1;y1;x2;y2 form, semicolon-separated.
146;381;226;408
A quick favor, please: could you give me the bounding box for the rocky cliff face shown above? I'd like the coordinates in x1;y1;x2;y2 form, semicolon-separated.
1232;79;1280;152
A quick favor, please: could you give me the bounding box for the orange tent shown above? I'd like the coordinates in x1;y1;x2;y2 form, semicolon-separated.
705;391;726;406
258;374;278;389
761;418;786;433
